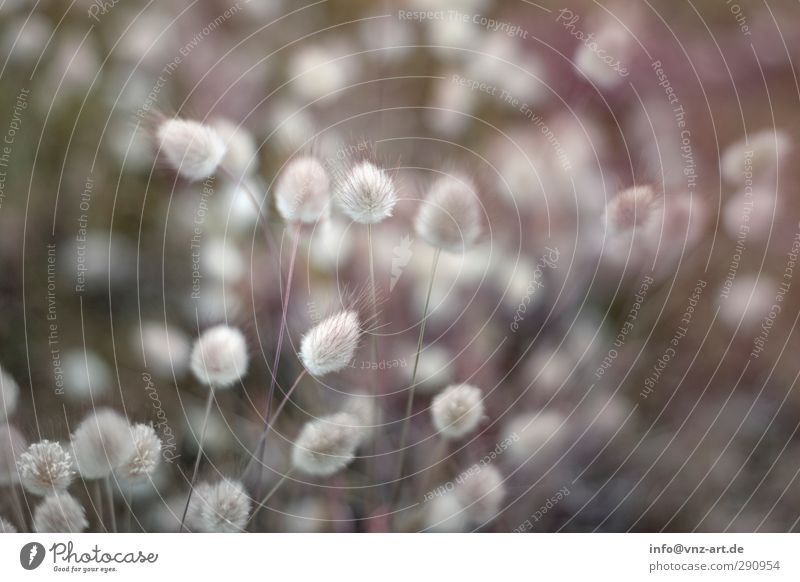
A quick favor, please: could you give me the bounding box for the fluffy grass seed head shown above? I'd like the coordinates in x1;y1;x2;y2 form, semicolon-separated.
190;325;248;389
18;440;74;495
456;465;506;524
156;118;227;181
0;364;20;422
186;478;251;532
33;493;88;533
415;174;481;252
604;185;659;233
431;383;485;439
71;408;135;479
276;156;331;224
299;310;360;377
291;412;363;477
336;160;397;224
117;423;162;483
0;516;16;533
0;424;26;485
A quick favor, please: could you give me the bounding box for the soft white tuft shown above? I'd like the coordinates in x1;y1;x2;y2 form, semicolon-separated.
117;424;162;483
291;412;364;476
157;118;227;181
0;364;19;422
190;325;249;389
431;383;485;439
604;185;658;233
424;493;469;532
71;408;135;479
33;493;88;533
415;175;481;252
455;465;506;524
721;129;791;185
336;161;397;224
18;440;74;495
299;311;360;377
137;322;191;378
186;478;251;532
0;424;26;485
275;156;331;224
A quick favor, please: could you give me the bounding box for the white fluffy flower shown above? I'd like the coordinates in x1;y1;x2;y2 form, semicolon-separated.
299;311;360;377
117;424;161;483
18;440;74;495
431;383;485;439
721;129;791;185
190;325;248;388
157;118;227;181
604;185;658;233
0;423;26;485
0;364;19;422
136;321;190;378
415;175;481;252
186;478;251;532
336;161;397;224
275;156;330;224
33;493;88;533
291;412;364;476
455;466;506;524
424;493;469;532
71;408;135;479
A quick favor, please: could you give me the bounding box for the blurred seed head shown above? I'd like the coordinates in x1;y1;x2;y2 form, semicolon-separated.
291;412;364;476
190;325;249;389
18;440;74;495
71;408;135;479
275;156;331;224
336;161;397;224
0;364;20;422
186;478;251;533
135;322;190;378
605;185;659;233
431;383;485;439
299;310;360;377
0;516;16;533
117;424;162;484
455;465;506;524
721;129;791;185
0;424;26;485
156;118;227;181
423;492;469;532
415;174;482;253
33;493;88;533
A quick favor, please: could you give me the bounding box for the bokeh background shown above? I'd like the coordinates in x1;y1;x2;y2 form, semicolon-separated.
2;0;800;532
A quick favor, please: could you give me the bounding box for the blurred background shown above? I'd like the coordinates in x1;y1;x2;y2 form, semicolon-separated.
2;0;800;532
